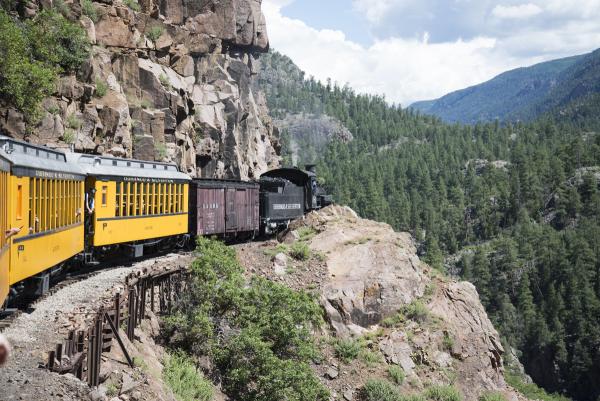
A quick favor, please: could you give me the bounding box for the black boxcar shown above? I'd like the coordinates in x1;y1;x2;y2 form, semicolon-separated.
189;179;259;239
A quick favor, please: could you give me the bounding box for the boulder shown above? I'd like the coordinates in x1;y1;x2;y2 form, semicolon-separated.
303;206;428;336
95;12;138;48
95;92;132;155
80;15;97;44
379;331;416;373
171;54;195;77
273;253;287;276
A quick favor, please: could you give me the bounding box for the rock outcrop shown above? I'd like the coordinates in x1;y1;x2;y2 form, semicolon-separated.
3;0;279;179
237;205;525;401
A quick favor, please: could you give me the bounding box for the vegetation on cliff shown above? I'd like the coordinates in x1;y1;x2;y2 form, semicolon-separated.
259;51;600;401
0;8;89;120
162;237;328;401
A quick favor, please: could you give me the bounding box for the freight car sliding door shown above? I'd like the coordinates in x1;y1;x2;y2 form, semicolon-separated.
197;187;225;235
225;188;237;232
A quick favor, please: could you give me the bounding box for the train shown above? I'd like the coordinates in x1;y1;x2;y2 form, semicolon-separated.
0;135;332;310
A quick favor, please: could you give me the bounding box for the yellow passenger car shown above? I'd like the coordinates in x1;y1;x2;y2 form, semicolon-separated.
70;154;191;255
0;136;85;301
0;156;10;308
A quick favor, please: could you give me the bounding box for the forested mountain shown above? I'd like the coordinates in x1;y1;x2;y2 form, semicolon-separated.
410;50;600;124
259;50;600;401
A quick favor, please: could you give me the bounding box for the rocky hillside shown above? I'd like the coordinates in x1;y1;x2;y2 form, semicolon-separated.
256;50;354;165
236;206;525;401
1;0;280;179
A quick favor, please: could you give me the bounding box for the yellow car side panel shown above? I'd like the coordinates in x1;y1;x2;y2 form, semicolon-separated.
9;225;84;285
1;169;9;306
93;214;188;246
91;180;189;246
0;247;8;307
8;175;85;286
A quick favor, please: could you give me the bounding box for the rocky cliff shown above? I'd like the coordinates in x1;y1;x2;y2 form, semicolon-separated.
236;206;526;401
1;0;279;179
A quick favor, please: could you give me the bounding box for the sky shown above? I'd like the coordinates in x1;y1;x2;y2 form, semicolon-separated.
262;0;600;106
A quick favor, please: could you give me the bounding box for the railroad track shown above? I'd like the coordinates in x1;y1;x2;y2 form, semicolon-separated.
0;268;104;333
0;249;190;333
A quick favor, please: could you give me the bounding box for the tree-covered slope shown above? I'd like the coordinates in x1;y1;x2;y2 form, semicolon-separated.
259;50;600;401
410;53;595;124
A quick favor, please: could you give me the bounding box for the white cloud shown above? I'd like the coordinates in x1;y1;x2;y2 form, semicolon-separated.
262;0;600;105
492;3;543;19
352;0;415;23
263;0;530;106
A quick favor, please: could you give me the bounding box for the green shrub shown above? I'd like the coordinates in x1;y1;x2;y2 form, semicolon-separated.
146;25;164;42
381;312;405;328
405;300;429;323
164;352;213;401
52;0;70;16
140;98;152;109
27;10;90;72
289;241;310;260
159;73;171;90
362;379;400;401
81;0;98;22
442;333;454;352
95;77;108;97
478;392;507;401
334;338;363;362
62;128;75;144
0;11;56;120
388;365;405;385
424;385;462;401
123;0;140;11
155;142;167;160
162;237;328;401
66;114;82;129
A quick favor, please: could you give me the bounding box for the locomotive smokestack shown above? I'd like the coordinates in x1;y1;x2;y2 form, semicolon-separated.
305;164;316;173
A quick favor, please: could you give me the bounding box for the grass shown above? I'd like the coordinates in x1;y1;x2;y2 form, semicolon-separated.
123;0;140;11
297;226;317;241
163;352;213;401
424;385;462;401
334;338;363;363
146;25;164;42
504;372;571;401
478;392;507;401
133;356;148;372
81;0;98;22
359;348;383;367
388;365;405;385
363;379;400;401
105;382;119;397
263;243;289;258
289;241;310;260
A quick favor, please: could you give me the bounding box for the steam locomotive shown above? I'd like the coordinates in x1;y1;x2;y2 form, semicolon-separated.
0;135;331;309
